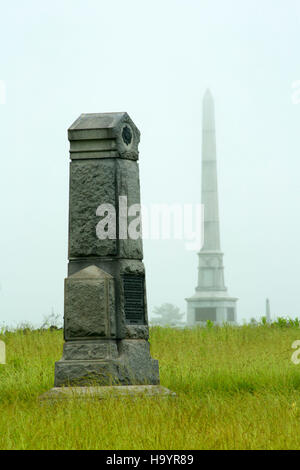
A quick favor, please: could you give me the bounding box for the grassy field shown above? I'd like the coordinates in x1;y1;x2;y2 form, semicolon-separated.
1;324;300;449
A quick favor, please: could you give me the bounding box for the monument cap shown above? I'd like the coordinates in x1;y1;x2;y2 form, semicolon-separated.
68;112;140;161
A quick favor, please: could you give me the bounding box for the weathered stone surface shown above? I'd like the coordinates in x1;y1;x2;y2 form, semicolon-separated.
54;339;159;387
119;259;146;276
69;159;143;259
69;159;116;258
63;340;118;361
66;259;148;339
125;325;149;340
117;339;159;385
54;360;119;387
68;112;140;161
40;385;176;401
117;159;143;259
64;266;116;340
68;158;143;260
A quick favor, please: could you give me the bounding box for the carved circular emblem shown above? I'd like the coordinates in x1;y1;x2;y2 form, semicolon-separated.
122;125;132;146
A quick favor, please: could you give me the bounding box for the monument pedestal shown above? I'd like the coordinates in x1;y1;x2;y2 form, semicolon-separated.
186;292;237;325
54;263;160;387
55;338;159;387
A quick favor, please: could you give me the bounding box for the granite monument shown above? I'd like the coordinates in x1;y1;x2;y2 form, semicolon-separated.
54;112;160;387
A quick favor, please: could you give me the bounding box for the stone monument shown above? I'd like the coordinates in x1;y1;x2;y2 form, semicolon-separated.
186;90;238;325
266;298;271;323
53;112;161;388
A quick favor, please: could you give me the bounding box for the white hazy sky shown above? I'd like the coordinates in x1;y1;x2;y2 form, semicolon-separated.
0;0;300;326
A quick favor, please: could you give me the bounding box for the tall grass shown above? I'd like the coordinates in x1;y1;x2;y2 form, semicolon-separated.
1;324;300;449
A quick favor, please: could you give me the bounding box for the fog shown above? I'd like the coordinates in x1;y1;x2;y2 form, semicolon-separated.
0;0;300;326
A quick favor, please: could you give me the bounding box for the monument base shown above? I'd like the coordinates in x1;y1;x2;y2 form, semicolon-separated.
186;291;238;325
39;385;176;401
54;339;160;387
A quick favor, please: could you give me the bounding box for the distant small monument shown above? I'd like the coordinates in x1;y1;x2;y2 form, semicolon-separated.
186;90;238;325
41;112;175;399
266;298;271;323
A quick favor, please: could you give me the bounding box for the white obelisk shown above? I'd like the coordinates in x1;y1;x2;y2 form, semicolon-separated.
186;90;237;325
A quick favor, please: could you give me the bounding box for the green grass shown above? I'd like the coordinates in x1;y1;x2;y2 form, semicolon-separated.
1;324;300;449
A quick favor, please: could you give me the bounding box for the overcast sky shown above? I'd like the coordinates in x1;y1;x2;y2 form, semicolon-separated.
0;0;300;326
